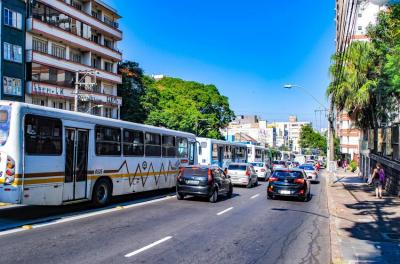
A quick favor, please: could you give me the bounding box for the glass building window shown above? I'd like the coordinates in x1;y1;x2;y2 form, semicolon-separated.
3;77;22;96
4;8;22;29
3;43;22;63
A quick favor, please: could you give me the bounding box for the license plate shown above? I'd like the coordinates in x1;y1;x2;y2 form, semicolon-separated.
186;180;199;185
280;190;291;195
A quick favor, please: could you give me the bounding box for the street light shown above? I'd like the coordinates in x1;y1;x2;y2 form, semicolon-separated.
283;84;335;173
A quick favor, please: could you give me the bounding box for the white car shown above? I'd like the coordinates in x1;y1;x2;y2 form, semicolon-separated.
299;164;319;182
251;162;271;181
227;163;258;188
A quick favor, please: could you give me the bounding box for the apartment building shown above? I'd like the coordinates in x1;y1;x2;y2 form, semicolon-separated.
1;0;26;102
335;0;386;161
25;0;122;118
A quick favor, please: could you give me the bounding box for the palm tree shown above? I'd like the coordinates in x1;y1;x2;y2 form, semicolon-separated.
327;41;377;129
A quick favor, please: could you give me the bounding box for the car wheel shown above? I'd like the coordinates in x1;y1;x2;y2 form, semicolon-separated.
267;194;274;200
92;178;111;207
255;178;259;186
227;184;233;198
209;188;218;203
176;192;185;200
247;180;252;188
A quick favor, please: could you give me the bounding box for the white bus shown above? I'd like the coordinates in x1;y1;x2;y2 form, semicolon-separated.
0;102;197;206
246;144;270;164
197;137;247;168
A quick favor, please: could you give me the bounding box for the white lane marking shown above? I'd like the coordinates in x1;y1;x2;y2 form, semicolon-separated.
124;236;173;258
0;195;175;237
250;194;260;199
217;207;233;216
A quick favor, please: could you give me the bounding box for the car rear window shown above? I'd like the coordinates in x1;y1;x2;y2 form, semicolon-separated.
272;171;304;179
182;167;209;177
299;165;314;170
251;163;264;167
228;165;247;170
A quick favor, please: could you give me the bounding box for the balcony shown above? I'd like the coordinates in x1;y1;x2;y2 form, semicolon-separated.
44;0;122;39
29;50;122;84
27;18;122;62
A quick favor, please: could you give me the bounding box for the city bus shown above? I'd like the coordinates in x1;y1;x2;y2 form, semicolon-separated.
197;137;247;168
0;102;197;206
246;144;270;164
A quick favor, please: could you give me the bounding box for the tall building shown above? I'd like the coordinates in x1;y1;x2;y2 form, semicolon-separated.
25;0;122;118
335;0;386;161
270;116;310;153
1;0;26;102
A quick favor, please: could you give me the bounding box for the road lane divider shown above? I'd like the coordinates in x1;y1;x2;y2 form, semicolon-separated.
250;194;260;199
217;207;233;216
124;236;173;258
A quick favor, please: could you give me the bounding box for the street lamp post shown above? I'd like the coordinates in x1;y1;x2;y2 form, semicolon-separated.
283;84;335;172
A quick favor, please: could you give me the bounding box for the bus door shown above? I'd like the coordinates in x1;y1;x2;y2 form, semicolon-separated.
218;146;224;167
63;128;89;201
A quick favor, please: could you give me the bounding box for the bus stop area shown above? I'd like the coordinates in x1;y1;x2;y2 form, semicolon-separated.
325;169;400;264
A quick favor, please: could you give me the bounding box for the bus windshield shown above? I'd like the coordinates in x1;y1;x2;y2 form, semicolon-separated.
0;106;11;146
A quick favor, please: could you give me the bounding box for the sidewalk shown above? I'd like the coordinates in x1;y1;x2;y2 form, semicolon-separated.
325;169;400;264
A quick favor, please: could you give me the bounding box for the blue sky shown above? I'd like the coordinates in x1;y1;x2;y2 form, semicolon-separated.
106;0;335;129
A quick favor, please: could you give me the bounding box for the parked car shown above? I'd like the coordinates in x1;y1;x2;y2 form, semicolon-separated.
267;168;311;202
227;163;258;188
299;164;319;183
176;165;233;203
251;162;272;181
272;160;287;171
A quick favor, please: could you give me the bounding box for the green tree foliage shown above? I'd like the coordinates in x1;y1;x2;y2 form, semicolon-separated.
299;124;327;154
327;3;400;129
142;77;235;139
118;61;147;123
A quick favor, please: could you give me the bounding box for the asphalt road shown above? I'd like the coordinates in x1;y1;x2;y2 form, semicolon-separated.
0;173;330;264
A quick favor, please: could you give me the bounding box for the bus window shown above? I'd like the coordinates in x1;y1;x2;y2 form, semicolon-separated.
162;135;176;157
0;106;11;146
25;114;62;155
177;137;188;158
95;126;121;156
145;132;161;157
123;129;144;156
212;143;218;160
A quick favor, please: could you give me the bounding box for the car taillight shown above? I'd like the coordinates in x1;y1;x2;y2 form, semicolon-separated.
245;169;250;177
177;168;184;180
260;169;265;172
5;156;15;184
269;177;278;182
294;179;304;184
208;168;213;184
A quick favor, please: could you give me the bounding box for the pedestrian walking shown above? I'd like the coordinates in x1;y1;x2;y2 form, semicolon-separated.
371;163;385;199
343;160;348;172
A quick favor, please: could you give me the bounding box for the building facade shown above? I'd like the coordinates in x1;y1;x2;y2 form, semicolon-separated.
1;0;26;102
335;0;386;162
25;0;122;118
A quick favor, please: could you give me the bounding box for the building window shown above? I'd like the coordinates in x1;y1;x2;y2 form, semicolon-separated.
104;38;114;50
358;13;362;18
3;77;22;96
51;44;66;59
358;26;362;31
70;49;81;63
32;63;74;88
3;43;22;63
32;98;47;106
104;108;113;118
104;61;113;73
52;101;65;110
25;115;62;155
4;8;22;29
33;38;48;53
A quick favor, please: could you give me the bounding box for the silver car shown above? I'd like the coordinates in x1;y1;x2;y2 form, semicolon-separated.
299;164;319;183
227;163;258;188
251;162;271;181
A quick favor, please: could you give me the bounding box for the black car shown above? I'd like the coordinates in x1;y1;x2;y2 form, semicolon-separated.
267;168;311;202
176;165;233;203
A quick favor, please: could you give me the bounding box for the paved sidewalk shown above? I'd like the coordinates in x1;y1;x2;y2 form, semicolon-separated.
325;169;400;264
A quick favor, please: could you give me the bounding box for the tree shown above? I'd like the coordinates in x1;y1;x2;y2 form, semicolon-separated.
118;61;147;123
299;124;327;154
142;77;235;139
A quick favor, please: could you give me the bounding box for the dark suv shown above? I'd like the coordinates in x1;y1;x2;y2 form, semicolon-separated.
176;165;233;203
267;168;311;202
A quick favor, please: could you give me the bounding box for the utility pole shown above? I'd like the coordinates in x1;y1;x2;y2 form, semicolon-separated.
327;97;336;174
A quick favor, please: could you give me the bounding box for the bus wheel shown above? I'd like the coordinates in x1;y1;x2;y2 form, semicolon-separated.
92;178;111;207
